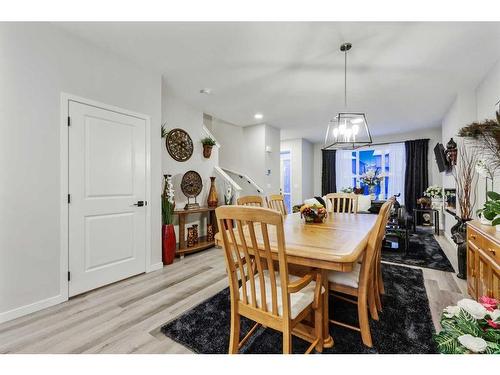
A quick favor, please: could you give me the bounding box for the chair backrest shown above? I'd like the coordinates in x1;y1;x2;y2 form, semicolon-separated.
374;197;395;268
358;200;392;290
215;205;291;318
324;193;358;213
267;194;287;215
237;195;264;207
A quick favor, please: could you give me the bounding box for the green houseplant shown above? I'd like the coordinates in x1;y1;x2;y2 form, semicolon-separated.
201;137;216;158
477;191;500;228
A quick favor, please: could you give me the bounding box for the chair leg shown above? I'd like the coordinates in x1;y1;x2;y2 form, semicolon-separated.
283;328;292;354
314;299;324;353
368;285;379;321
378;266;385;295
358;294;373;347
229;309;240;354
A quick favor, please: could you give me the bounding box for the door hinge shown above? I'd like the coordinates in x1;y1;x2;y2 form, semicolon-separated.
67;194;71;204
68;271;71;281
67;116;71;126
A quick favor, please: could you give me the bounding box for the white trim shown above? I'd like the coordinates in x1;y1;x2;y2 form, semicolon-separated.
444;231;455;246
214;166;242;192
60;92;152;301
0;294;66;324
221;167;264;194
147;262;164;273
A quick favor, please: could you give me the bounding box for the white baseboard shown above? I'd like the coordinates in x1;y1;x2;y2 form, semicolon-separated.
147;262;163;273
444;231;455;246
0;294;67;324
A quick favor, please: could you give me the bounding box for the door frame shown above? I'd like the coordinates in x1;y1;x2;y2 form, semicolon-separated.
60;93;152;301
280;150;292;212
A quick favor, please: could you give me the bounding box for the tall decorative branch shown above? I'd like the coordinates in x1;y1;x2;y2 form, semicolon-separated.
452;144;478;220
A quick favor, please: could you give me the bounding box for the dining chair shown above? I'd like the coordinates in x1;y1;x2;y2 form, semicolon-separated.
326;200;392;347
266;194;287;215
215;205;324;354
237;195;264;207
373;197;395;313
324;193;358;213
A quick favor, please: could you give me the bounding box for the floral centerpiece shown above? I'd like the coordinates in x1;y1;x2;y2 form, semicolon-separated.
424;185;443;198
434;296;500;354
299;204;327;224
359;168;383;197
424;185;443;209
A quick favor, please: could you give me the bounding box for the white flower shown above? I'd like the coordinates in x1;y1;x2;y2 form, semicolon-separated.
489;309;500;322
457;298;487;319
443;305;460;318
458;334;488;353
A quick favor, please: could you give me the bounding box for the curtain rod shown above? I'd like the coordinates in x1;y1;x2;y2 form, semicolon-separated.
321;138;430;150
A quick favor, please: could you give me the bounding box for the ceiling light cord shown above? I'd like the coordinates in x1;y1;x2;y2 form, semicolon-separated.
344;46;347;109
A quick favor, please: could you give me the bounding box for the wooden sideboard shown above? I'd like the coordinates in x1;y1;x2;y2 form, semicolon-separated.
466;220;500;300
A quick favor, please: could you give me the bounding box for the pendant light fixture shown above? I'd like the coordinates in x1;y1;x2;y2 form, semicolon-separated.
323;42;372;149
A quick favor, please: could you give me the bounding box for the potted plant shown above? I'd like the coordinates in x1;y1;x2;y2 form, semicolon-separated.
477;191;500;229
433;296;500;354
162;174;176;265
201;137;216;158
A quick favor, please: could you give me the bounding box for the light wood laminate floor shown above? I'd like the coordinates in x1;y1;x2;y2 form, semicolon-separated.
0;233;466;353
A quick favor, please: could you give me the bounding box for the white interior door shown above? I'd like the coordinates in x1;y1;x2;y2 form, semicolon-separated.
68;101;147;297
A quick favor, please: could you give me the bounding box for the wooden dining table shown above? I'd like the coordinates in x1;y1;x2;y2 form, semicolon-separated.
214;211;378;348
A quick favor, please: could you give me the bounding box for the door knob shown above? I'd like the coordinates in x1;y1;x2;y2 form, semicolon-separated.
133;201;145;207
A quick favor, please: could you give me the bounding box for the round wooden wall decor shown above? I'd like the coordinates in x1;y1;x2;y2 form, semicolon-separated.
181;170;203;199
166;128;193;162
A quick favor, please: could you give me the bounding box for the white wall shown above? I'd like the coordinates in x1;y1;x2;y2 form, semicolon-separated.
208;120;281;196
312;127;443;197
0;23;162;321
441;59;500;239
161;81;219;239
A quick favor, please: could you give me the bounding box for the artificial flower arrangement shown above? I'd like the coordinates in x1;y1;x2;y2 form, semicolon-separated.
299;204;327;224
423;185;443;199
359;168;383;193
434;296;500;354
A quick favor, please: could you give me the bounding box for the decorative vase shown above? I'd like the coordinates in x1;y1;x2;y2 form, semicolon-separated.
450;216;471;280
203;144;213;158
207;176;218;207
207;223;214;242
431;197;442;210
192;224;199;244
162;224;176;265
187;227;195;247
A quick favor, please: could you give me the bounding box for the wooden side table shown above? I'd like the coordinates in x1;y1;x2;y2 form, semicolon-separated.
173;206;218;258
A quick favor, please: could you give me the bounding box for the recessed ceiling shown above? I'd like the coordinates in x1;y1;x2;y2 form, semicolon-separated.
56;22;500;143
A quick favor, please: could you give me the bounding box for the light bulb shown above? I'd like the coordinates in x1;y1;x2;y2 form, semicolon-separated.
352;124;359;135
339;123;346;134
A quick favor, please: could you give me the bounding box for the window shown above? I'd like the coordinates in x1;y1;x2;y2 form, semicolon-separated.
336;143;405;202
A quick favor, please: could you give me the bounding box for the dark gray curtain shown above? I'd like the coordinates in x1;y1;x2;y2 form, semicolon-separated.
404;139;429;212
322;149;336;196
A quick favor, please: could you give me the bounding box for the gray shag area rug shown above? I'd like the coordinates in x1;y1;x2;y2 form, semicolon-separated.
161;264;437;354
382;228;455;272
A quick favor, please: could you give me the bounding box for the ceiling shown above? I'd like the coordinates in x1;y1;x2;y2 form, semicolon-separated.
57;22;500;143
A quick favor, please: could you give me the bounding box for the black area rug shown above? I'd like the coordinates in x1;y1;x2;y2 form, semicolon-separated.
161;264;436;354
382;228;455;272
